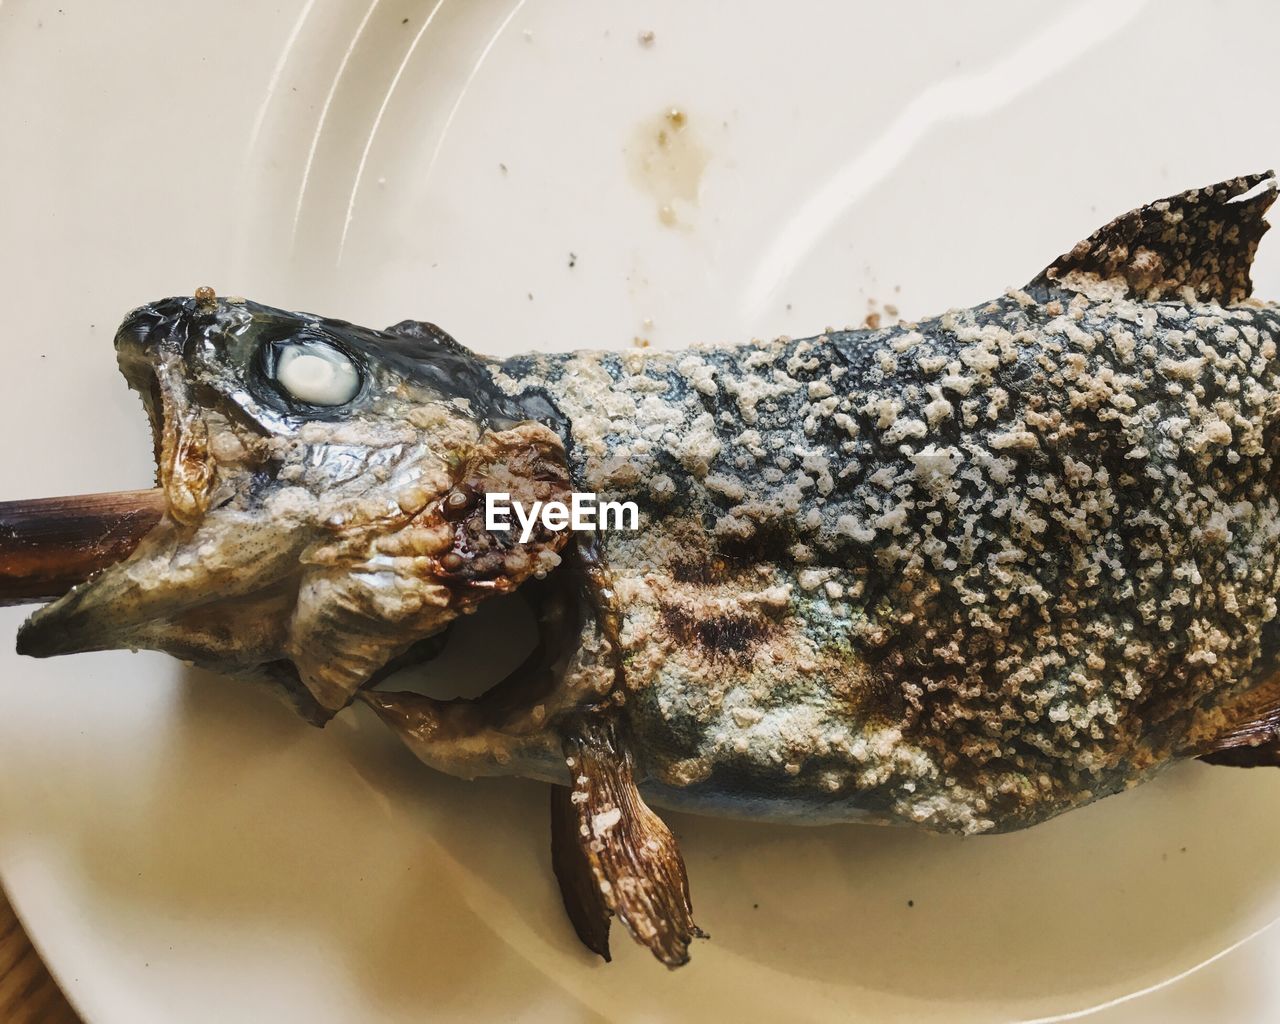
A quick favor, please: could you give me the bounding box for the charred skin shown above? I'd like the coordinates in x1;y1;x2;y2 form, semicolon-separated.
505;281;1280;834
9;172;1280;966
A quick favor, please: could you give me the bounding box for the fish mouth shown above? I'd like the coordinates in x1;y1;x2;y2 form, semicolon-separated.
2;391;173;617
0;305;194;614
114;299;218;524
8;298;249;660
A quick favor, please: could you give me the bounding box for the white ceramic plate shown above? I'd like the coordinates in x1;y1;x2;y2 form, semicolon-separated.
5;1;1280;1020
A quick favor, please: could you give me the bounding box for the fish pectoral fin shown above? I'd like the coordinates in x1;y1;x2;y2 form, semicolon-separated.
359;689;523;778
551;715;705;968
1190;672;1280;768
1028;171;1276;304
550;783;613;962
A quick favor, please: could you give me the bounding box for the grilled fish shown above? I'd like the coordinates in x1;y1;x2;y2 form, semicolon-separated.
7;173;1280;967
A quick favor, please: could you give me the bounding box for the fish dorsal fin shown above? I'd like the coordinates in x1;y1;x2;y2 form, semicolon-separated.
1028;172;1276;304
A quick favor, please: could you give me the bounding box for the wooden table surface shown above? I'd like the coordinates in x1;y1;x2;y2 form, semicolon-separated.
0;890;80;1023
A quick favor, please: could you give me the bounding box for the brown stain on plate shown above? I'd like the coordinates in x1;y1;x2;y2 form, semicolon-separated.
627;107;708;228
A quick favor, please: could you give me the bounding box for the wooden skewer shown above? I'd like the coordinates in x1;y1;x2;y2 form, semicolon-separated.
0;489;165;606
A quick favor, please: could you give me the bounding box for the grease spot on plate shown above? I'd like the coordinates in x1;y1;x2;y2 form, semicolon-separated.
627;107;707;228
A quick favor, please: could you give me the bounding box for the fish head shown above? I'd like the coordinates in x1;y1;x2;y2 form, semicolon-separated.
18;293;572;722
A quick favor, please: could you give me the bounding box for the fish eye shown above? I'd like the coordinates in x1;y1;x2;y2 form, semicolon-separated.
273;341;361;406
